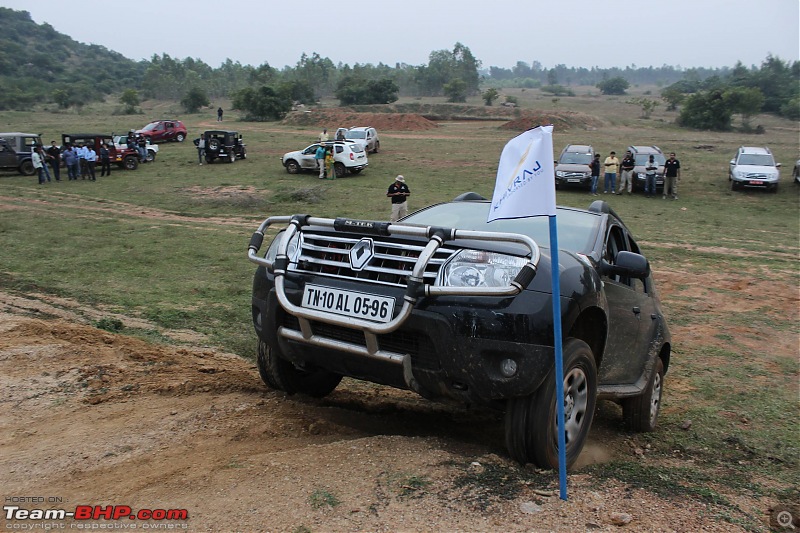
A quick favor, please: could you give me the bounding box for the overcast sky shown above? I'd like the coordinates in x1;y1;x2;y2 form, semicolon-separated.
3;0;798;71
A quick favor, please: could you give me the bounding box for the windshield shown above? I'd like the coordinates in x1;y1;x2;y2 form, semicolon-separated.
346;131;366;139
737;154;775;166
403;202;600;253
141;122;159;132
634;154;666;166
559;152;593;165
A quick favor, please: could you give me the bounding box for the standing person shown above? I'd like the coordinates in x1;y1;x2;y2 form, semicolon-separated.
77;142;88;179
618;150;635;195
603;151;619;194
387;175;410;222
315;143;326;179
318;128;328;142
62;144;79;181
85;144;97;181
137;134;148;163
32;146;46;185
196;136;205;165
663;152;681;200
324;146;335;179
589;153;601;196
46;141;62;182
99;143;112;177
217;107;223;122
644;154;658;198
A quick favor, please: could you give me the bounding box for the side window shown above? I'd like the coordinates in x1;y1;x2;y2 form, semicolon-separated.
335;146;343;154
605;225;631;286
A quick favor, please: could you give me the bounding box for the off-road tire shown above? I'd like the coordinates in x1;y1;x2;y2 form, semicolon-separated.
19;160;34;176
285;160;300;174
256;340;342;398
123;155;139;171
505;338;597;469
334;162;346;178
622;358;664;432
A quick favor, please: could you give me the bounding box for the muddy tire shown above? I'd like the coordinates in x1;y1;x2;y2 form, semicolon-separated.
334;162;346;178
123;156;139;170
622;358;664;432
257;340;342;398
285;160;300;174
505;338;597;469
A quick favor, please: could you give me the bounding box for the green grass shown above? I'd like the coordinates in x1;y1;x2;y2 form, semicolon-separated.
1;90;798;513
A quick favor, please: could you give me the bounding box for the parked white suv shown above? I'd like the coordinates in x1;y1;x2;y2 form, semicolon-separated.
729;146;781;192
344;126;380;153
281;140;368;178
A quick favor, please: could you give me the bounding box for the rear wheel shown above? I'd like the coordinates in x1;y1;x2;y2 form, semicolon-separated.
285;160;300;174
505;338;597;469
334;162;346;178
256;340;342;398
622;358;664;432
228;149;236;163
373;141;380;154
19;160;34;176
175;133;186;142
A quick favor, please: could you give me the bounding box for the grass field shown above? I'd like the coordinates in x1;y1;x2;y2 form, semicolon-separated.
1;88;798;528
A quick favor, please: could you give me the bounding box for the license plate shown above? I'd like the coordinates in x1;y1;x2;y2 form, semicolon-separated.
749;180;763;185
567;178;580;183
302;284;395;323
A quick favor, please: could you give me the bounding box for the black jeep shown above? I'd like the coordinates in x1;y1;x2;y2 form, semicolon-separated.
0;132;43;175
248;195;672;470
199;130;247;164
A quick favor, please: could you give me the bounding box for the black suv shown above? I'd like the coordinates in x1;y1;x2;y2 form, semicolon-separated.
248;194;672;469
198;130;246;164
0;132;43;175
554;144;594;189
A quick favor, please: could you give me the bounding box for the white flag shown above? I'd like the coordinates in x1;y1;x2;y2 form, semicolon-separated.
488;125;556;221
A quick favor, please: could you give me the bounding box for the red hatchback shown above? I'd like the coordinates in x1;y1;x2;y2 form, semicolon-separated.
137;120;187;143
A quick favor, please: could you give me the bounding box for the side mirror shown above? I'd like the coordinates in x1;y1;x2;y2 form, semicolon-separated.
776;162;781;168
601;251;650;279
730;159;736;165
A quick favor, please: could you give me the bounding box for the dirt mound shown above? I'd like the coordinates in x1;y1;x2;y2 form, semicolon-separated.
281;110;438;131
500;111;605;132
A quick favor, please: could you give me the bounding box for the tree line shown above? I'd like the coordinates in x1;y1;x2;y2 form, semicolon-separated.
0;7;796;131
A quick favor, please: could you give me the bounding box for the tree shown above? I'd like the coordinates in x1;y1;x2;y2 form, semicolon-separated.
52;88;70;109
119;88;140;114
723;87;764;129
334;77;399;105
231;85;292;121
626;97;660;118
596;77;630;95
443;78;467;102
180;87;210;113
482;87;499;106
677;89;733;131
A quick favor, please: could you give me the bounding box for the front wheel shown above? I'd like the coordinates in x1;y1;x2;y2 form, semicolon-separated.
146;150;156;162
175;133;186;142
256;340;342;398
285;160;300;174
334;162;346;178
505;338;597;469
123;155;139;170
622;358;664;432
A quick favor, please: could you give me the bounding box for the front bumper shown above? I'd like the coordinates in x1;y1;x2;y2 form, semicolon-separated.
731;176;779;189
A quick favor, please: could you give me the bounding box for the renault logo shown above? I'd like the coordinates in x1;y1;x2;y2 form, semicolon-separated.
349;238;374;271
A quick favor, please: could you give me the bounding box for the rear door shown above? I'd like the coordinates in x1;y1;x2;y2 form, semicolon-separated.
0;141;17;168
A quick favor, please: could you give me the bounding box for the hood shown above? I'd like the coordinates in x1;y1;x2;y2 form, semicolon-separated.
556;163;591;173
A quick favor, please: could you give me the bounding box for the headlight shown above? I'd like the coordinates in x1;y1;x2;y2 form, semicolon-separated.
437;250;527;288
556;171;566;177
264;231;301;264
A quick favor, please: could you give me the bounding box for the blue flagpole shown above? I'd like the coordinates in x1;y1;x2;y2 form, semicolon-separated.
548;214;567;500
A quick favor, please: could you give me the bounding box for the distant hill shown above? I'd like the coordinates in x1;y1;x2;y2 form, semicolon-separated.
0;8;144;110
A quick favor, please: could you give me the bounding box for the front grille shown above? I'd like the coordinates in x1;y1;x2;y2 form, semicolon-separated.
281;313;440;370
290;233;457;288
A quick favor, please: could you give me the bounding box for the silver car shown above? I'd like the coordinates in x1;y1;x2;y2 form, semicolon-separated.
729;146;781;192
